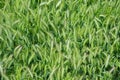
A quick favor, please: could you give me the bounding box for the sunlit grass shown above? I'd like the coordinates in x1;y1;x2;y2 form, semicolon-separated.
0;0;120;80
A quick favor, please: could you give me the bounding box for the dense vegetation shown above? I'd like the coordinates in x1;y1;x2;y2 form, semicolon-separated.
0;0;120;80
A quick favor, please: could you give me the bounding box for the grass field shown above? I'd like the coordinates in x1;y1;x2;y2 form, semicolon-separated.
0;0;120;80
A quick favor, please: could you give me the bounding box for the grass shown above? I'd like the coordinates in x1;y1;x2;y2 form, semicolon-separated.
0;0;120;80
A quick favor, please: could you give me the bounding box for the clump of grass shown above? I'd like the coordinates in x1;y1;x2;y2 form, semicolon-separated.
0;0;120;80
